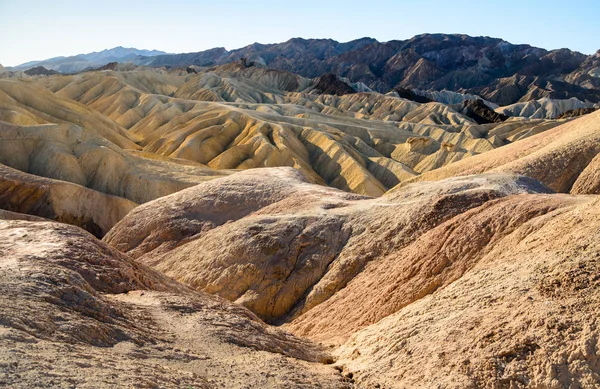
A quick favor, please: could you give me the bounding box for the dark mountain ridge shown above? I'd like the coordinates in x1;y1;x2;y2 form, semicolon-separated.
13;34;600;105
131;34;599;105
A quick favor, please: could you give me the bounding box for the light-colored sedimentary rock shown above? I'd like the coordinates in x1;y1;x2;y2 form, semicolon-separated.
105;168;552;324
105;164;600;388
0;121;230;204
0;163;135;236
0;65;565;200
335;194;600;388
0;219;346;388
496;97;595;119
405;109;600;193
571;151;600;194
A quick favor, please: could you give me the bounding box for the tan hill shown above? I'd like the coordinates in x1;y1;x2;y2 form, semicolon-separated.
104;167;552;326
402;109;600;193
335;193;600;388
0;216;346;388
0;120;229;204
0;78;137;147
102;166;600;388
0;163;135;236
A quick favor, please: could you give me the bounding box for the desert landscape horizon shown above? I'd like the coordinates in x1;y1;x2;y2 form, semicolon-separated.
2;1;600;388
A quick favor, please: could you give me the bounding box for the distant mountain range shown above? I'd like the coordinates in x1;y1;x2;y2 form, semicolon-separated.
12;47;168;73
12;34;600;105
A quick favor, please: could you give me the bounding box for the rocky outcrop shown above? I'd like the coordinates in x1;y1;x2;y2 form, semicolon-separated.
313;73;356;96
335;194;600;388
555;107;597;119
23;66;59;76
15;34;600;104
415;89;499;107
565;49;600;89
571;151;600;194
103;165;600;387
405;109;600;193
105;168;552;325
125;34;600;104
92;61;119;71
393;87;433;103
497;97;596;119
458;99;508;124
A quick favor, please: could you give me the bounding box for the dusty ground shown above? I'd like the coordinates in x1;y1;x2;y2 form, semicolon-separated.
0;220;347;388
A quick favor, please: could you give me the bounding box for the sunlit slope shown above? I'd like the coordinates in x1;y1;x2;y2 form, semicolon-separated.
0;78;138;148
20;66;566;196
0;121;229;203
0;163;135;236
401;109;600;193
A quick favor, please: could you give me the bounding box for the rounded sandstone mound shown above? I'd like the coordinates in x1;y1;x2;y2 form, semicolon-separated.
104;166;600;387
335;195;600;388
105;167;553;324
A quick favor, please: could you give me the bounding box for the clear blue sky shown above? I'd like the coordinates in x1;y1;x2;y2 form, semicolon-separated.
1;0;599;66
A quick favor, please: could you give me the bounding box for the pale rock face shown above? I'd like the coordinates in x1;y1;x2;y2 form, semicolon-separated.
571;152;600;194
0;121;230;204
0;64;575;206
496;97;596;119
103;168;337;258
335;195;600;388
415;89;499;108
